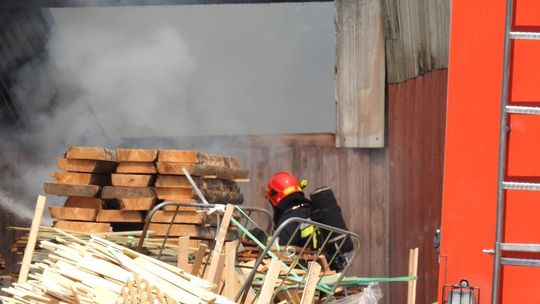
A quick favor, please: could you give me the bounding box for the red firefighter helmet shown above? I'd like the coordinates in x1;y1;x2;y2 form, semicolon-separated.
265;171;303;206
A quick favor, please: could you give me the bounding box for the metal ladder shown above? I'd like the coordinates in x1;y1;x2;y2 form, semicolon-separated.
491;0;540;303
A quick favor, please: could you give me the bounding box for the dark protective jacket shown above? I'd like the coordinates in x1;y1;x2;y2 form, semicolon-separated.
272;192;317;247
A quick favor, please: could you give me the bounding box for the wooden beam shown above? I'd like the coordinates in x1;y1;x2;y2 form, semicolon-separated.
54;220;112;233
335;0;385;148
407;247;419;304
96;210;144;222
191;243;208;276
119;198;156;210
224;241;239;299
56;157;117;173
204;204;235;282
299;262;322;304
147;223;237;240
117;148;158;162
111;174;155;187
66;146;118;162
101;186;155;199
18;195;46;283
116;162;157;174
44;182;101;197
255;259;282;304
49;206;99;221
52;171;110;186
64;197;104;209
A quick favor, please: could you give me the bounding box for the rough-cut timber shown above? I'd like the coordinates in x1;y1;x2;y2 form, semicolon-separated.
56;157;117;173
116;148;158;162
48;206;99;221
335;0;385;148
116;162;157;174
155;175;194;188
111;173;155;187
51;171;110;186
155;162;215;176
150;211;209;225
157;150;203;163
96;210;144;222
66;146;118;162
64;197;104;209
44;182;101;197
53;220;112;233
101;186;155;199
119;198;156;210
155;188;243;204
148;223;237;240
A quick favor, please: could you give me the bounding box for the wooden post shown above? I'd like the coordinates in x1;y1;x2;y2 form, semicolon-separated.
18;195;46;283
191;243;208;276
177;236;190;272
300;262;322;304
255;259;282;304
407;247;419;304
205;204;235;282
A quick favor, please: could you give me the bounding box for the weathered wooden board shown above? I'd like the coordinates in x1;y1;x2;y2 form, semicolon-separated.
147;223;237;240
154;187;195;201
154;188;243;204
53;220;112;233
49;206;98;221
111;174;155;187
116;162;157;174
119;198;156;210
155;175;193;188
157;150;202;163
335;0;385;148
51;171;110;186
155;162;247;180
101;186;155;199
64;197;104;209
56;157;117;174
44;183;101;197
96;210;144;223
116;148;158;162
66;146;118;162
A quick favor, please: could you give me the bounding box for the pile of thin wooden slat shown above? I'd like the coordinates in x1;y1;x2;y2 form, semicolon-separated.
44;146;248;238
1;235;234;304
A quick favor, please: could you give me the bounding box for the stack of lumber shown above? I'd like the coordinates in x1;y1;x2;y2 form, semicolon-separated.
1;234;234;304
44;146;248;238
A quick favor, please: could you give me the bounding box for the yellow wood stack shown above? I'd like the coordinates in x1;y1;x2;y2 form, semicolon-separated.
43;146;248;239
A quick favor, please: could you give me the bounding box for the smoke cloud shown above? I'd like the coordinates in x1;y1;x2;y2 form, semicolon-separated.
0;3;334;222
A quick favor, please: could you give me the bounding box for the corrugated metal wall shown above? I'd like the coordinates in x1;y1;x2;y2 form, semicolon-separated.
388;69;447;303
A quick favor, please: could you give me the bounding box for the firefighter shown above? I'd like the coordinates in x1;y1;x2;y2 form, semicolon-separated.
265;171;320;249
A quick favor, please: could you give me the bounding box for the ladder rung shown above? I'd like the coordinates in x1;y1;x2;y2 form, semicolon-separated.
501;258;540;267
510;31;540;40
501;243;540;253
503;181;540;191
506;105;540;115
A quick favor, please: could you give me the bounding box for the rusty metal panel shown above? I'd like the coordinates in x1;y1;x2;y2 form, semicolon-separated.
388;69;447;304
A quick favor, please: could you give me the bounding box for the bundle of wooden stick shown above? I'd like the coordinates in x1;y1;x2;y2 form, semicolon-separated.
1;233;235;304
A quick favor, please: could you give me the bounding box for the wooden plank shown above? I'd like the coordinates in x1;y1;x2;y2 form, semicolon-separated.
154;187;195;201
224;241;239;299
18;195;46;283
335;0;385;148
117;148;158;162
96;210;144;223
255;259;282;304
205;204;235;283
49;206;98;221
64;197;103;209
147;223;237;240
111;174;155;187
116;162;157;174
299;262;322;304
54;220;112;233
407;247;419;304
155;162;214;176
191;243;208;276
44;182;101;197
150;211;208;225
51;171;110;186
157;150;201;163
155;175;194;188
66;146;117;162
119;198;156;210
101;186;155;199
56;157;117;174
177;236;190;272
